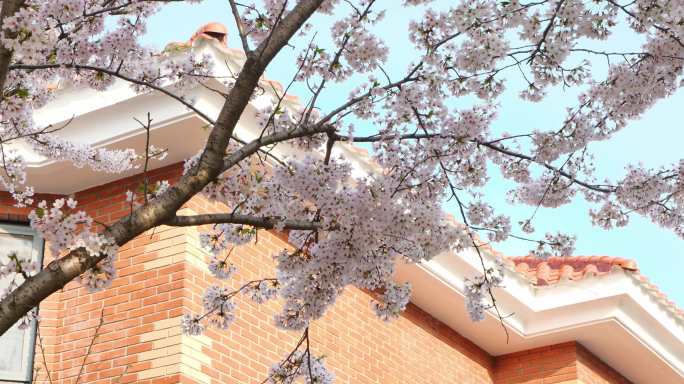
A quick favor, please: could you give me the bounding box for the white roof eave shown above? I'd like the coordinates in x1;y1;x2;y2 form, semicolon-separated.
394;248;684;384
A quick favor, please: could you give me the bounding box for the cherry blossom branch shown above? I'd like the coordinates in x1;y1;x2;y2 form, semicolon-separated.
260;328;309;384
427;137;510;339
0;0;327;336
406;103;512;340
199;278;278;320
258;40;315;140
528;0;565;63
475;140;614;192
0;117;73;145
334;132;616;193
167;213;325;231
304;327;314;382
302;0;377;125
253;0;290;63
222;123;336;171
259;326;330;384
306;1;556;132
229;0;251;52
468;224;561;247
447;170;511;344
523;152;576;224
606;0;684;50
182;278;279;335
569;48;684;60
82;0;187;18
315;70;421;127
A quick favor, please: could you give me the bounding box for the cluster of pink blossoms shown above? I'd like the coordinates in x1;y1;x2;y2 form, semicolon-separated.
178;0;684;340
28;198;118;292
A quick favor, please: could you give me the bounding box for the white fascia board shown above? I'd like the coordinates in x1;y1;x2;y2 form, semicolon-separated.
17;40;316;193
31;39;247;130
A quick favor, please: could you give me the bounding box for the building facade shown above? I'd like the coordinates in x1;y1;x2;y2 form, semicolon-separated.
0;24;682;384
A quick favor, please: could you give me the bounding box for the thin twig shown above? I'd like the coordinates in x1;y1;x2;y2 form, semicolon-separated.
75;308;106;384
229;0;251;52
36;326;54;384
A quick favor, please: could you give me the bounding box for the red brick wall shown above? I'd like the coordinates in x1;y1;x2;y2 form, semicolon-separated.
30;164;187;384
0;163;632;384
576;345;632;384
493;343;632;384
494;342;578;384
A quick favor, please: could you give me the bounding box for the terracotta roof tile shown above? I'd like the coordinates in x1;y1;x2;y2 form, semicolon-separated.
559;264;574;281
508;255;640;286
508;255;683;322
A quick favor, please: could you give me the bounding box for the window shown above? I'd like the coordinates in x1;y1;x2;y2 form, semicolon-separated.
0;223;43;383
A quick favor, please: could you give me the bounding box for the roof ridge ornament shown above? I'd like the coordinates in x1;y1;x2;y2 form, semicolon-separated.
164;22;229;52
190;22;228;47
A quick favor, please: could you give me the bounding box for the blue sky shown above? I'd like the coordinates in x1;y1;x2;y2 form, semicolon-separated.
142;1;684;306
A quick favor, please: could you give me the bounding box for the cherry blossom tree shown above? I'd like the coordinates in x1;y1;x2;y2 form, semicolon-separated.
0;0;683;381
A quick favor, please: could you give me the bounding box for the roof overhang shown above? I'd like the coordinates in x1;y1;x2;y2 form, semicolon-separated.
20;40;370;194
395;248;684;383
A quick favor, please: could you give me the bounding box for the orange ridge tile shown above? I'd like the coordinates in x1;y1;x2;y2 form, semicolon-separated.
507;255;683;323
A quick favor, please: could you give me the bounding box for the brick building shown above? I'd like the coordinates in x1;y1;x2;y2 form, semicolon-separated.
0;24;682;383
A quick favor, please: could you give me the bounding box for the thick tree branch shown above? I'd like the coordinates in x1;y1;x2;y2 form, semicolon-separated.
223;123;336;171
0;0;25;91
167;213;324;231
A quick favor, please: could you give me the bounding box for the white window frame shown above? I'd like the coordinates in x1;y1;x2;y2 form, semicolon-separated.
0;223;43;383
